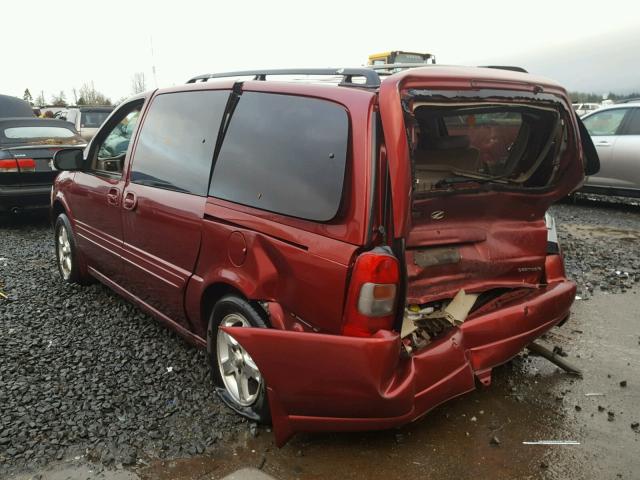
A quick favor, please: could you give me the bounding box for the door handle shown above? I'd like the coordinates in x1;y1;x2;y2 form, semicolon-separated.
107;188;120;206
122;191;137;211
596;141;611;147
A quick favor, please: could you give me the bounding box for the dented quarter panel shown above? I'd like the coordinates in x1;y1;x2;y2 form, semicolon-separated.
185;201;361;338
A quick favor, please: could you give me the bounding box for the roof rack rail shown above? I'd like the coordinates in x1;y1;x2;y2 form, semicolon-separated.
186;68;382;88
480;65;528;73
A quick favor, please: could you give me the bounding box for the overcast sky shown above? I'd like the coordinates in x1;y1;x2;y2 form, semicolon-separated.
3;0;639;103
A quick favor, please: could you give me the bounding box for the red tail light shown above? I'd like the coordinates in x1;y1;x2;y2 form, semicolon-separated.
17;158;36;172
0;158;35;172
0;159;19;172
342;248;400;337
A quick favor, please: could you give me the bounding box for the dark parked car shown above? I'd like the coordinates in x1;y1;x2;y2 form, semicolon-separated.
0;94;36;118
0;118;85;215
51;66;595;445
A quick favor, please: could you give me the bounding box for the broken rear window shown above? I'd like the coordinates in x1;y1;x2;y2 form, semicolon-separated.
408;101;566;193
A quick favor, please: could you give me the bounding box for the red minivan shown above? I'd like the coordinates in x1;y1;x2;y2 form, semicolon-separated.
51;66;598;446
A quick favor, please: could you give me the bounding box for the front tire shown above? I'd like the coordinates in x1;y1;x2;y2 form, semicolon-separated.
54;213;89;284
207;295;271;423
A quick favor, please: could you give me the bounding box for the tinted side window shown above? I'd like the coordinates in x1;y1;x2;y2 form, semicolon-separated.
623;108;640;135
131;90;229;195
210;92;349;222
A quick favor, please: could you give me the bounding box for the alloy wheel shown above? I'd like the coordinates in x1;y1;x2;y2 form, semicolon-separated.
57;225;72;280
216;313;263;406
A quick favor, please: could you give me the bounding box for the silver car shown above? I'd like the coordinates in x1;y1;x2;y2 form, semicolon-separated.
581;103;640;197
60;106;114;141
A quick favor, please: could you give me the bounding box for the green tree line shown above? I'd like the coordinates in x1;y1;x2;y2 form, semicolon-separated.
569;91;640;103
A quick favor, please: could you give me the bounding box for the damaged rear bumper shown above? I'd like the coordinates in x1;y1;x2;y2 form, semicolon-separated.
223;280;576;446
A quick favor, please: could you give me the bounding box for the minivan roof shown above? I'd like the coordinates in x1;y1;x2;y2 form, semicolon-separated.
185;65;564;93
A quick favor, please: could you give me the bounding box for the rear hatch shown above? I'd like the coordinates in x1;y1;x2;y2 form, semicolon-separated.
378;67;584;307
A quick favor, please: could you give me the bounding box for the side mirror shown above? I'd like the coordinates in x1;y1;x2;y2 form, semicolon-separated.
53;148;84;171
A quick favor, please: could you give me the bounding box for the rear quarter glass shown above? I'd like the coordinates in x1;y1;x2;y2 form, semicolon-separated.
209;92;349;222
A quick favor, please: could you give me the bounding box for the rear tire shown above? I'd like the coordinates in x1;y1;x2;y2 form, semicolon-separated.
207;295;271;424
54;213;90;285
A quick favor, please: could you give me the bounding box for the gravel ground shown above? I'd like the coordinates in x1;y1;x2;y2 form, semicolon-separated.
0;215;245;476
551;193;640;298
1;193;639;476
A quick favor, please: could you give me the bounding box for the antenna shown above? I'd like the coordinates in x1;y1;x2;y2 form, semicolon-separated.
150;36;158;88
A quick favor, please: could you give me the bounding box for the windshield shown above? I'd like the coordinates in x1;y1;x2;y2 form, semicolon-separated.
395;53;430;64
409;102;565;193
81;110;110;128
2;125;84;145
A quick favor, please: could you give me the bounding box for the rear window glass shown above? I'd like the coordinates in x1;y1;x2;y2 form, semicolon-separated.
443;112;523;167
131;90;229;195
5;126;76;139
210;92;349;222
2;125;84;146
81;111;110;128
410;103;564;193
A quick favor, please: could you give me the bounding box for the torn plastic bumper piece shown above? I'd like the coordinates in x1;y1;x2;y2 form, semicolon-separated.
223;280;576;446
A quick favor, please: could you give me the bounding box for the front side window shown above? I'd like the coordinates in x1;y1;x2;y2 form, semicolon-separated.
210;92;349;222
130;90;229;195
583;109;628;136
93;105;141;174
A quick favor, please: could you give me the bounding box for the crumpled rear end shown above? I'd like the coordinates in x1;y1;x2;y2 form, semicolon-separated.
224;278;576;446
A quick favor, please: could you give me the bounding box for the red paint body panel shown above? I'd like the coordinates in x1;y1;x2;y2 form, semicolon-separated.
185;200;360;337
120;183;206;329
65;171;125;283
225;279;575;446
407;194;551;303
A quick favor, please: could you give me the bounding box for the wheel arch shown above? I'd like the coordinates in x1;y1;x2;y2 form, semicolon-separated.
51;199;67;225
201;282;246;324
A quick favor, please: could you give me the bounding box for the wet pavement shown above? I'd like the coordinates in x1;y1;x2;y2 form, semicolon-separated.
132;288;640;480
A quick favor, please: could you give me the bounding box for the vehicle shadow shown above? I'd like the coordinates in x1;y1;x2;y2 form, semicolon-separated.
0;211;50;229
